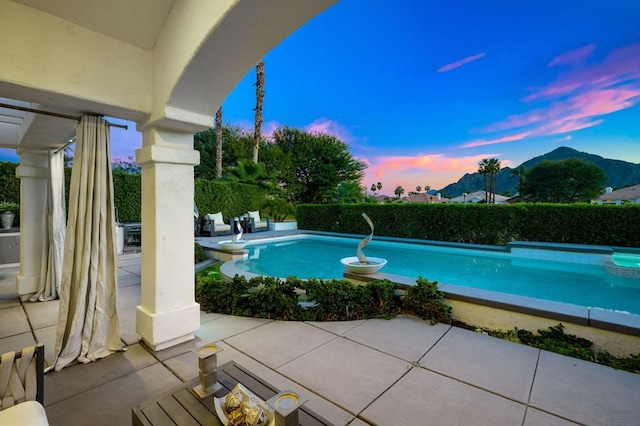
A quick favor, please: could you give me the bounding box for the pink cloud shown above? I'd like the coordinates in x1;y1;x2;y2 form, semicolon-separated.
460;42;640;148
304;118;355;143
362;152;512;192
548;44;596;67
436;53;486;73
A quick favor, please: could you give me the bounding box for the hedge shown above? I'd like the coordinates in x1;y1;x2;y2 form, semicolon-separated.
297;203;640;247
1;161;270;224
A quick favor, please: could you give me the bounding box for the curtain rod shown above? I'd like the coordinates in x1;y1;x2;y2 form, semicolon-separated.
0;102;128;129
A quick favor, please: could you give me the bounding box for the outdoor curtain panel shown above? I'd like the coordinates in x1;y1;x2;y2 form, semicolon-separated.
53;116;124;371
30;149;66;302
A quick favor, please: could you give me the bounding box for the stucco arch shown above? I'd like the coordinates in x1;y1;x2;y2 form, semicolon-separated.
144;0;337;133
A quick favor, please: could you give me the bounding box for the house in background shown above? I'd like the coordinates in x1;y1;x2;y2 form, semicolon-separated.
594;185;640;205
449;190;509;204
402;192;449;203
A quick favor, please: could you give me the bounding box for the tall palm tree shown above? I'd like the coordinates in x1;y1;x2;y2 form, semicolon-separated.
416;185;422;193
478;159;490;202
370;183;377;195
486;158;501;203
394;185;405;199
215;106;223;178
377;182;383;194
253;60;265;163
510;166;526;199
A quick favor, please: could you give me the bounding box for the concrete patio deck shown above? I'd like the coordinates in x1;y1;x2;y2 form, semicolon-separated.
1;242;639;425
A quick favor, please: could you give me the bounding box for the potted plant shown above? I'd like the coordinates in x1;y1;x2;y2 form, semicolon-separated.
0;201;19;229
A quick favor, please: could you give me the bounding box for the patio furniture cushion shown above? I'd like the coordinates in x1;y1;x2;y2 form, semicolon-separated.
0;400;49;426
206;212;225;226
248;210;261;223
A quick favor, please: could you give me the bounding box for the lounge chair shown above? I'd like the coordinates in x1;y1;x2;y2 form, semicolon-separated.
0;344;48;425
247;210;270;233
201;212;232;236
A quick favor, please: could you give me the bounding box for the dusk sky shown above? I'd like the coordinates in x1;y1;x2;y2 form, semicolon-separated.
3;0;639;193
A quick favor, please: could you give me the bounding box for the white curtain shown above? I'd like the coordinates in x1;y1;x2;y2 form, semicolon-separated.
30;149;66;302
53;116;124;371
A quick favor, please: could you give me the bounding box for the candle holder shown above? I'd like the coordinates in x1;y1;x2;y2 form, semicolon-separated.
266;390;306;426
193;344;224;398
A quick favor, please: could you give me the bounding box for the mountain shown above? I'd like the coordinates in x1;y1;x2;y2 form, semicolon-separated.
438;147;640;198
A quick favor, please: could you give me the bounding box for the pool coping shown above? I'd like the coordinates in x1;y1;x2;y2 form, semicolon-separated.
208;231;640;337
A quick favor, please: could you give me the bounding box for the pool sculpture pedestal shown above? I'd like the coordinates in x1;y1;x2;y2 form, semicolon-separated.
218;219;248;251
341;213;387;274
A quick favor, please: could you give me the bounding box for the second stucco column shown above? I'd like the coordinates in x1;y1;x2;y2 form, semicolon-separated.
135;127;201;351
15;149;48;298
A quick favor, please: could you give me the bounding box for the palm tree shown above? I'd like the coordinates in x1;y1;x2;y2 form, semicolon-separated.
510;166;526;199
486;158;501;203
424;185;430;193
215;106;223;178
394;185;405;199
377;182;382;194
370;183;377;195
253;60;265;163
416;185;422;193
478;159;490;202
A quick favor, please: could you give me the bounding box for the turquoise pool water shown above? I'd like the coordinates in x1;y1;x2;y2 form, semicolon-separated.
234;235;640;315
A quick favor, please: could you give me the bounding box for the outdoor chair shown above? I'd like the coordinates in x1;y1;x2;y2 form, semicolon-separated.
201;212;232;236
247;210;270;233
0;343;49;425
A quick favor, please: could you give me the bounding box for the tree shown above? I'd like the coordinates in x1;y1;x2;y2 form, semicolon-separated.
270;127;366;204
377;182;383;194
416;185;422;193
215;106;223;178
227;159;270;187
424;185;430;193
510;166;527;198
486;158;501;203
522;159;607;203
394;186;405;198
370;183;377;195
478;159;490;202
253;60;264;163
324;182;365;203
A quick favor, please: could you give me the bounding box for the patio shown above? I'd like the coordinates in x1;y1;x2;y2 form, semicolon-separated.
1;235;639;425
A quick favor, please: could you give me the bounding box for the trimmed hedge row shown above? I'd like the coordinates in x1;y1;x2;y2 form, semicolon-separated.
297;203;640;247
195;179;269;221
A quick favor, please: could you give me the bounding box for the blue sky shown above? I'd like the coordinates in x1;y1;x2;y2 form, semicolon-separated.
2;0;639;192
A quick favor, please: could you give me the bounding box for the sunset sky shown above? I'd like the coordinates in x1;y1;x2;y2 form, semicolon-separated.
3;0;639;193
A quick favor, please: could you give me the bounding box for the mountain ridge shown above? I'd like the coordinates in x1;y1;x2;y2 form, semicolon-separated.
438;146;640;198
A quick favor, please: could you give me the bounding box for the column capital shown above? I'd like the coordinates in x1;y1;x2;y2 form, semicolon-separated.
135;145;200;166
15;165;47;179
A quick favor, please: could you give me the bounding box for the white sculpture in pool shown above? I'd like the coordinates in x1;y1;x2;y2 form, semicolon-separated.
341;213;387;274
218;219;248;251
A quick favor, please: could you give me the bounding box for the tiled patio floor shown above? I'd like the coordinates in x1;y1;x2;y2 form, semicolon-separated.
1;236;639;425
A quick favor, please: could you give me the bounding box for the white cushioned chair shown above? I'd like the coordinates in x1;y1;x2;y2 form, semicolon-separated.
247;210;270;233
201;212;232;236
0;344;48;425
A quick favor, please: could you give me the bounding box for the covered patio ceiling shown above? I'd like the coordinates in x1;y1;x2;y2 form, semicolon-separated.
0;0;175;152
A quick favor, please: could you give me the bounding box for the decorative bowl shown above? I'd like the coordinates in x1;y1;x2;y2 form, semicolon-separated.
218;240;248;251
214;383;274;426
340;256;387;274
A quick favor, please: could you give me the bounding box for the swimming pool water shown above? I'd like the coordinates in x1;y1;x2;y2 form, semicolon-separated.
234;235;640;315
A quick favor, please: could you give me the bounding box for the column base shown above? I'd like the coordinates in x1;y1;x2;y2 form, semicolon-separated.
136;302;200;351
16;274;39;296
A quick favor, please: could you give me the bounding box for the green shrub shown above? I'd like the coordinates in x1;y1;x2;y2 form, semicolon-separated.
194;242;207;264
402;277;451;324
195;275;445;323
195;179;270;220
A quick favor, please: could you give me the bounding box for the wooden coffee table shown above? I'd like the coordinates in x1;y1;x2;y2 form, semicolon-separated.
132;361;332;425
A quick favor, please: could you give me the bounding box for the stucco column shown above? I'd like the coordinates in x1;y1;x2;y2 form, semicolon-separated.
15;149;48;298
135;127;201;351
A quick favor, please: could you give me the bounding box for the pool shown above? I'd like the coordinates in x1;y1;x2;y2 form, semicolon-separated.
230;235;640;315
